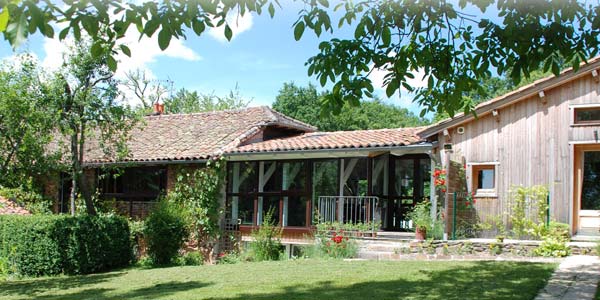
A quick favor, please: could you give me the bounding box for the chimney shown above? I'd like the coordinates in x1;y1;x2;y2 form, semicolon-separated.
153;103;165;115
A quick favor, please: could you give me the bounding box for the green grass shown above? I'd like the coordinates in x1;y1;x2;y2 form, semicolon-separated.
0;259;555;300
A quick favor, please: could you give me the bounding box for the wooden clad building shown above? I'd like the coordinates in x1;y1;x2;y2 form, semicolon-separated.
421;56;600;236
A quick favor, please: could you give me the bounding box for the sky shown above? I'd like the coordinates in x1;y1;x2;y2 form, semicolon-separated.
0;2;430;115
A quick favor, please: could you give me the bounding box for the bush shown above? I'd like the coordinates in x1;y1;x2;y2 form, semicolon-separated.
545;222;570;241
248;209;284;261
144;200;189;265
0;187;53;214
0;214;132;277
178;251;204;266
534;237;570;257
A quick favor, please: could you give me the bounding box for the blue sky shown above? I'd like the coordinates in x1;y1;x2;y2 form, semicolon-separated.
0;3;430;115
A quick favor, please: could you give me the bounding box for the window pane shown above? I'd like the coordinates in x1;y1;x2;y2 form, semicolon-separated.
576;108;600;123
394;159;414;197
477;169;495;189
259;196;280;225
582;152;600;210
285;196;308;227
372;155;389;196
420;159;431;199
228;195;254;225
312;160;339;199
227;161;257;193
343;158;368;196
282;161;307;191
262;162;281;192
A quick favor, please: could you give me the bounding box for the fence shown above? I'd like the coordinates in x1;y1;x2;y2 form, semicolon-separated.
316;196;381;233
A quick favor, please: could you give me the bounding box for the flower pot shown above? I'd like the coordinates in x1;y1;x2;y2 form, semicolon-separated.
415;227;427;240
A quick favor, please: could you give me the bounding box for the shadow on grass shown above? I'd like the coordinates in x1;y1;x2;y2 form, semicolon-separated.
211;261;554;300
0;271;211;300
0;261;554;300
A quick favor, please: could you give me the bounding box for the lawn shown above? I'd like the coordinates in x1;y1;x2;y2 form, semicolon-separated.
0;259;555;300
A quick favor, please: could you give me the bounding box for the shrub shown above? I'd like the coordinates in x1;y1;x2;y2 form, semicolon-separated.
178;251;204;266
248;209;284;261
0;187;53;214
545;222;570;241
144;200;189;265
534;237;570;257
0;214;131;277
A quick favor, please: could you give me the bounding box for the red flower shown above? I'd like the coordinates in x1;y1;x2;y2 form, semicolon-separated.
218;252;226;258
433;169;441;177
332;235;344;244
441;169;446;175
465;201;471;207
464;163;467;169
473;199;477;204
441;189;446;193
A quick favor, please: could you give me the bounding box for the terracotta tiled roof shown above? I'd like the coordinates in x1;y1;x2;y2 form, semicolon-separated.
0;196;31;215
82;106;316;164
228;127;426;153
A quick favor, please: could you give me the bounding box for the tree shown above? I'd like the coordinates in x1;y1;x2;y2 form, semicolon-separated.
272;82;427;131
163;85;250;114
122;69;173;109
0;54;59;187
1;1;599;116
52;39;136;215
432;69;554;122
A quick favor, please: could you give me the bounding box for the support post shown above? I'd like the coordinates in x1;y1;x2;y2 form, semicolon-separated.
452;192;457;240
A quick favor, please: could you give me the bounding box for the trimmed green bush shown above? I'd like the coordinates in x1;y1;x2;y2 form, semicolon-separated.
248;209;284;261
144;200;189;265
0;214;132;277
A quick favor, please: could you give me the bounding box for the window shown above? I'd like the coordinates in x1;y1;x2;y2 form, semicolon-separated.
98;167;167;202
575;107;600;124
226;162;257;225
471;164;496;196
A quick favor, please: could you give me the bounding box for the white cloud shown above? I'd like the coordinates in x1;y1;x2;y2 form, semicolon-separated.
208;10;253;43
41;28;201;80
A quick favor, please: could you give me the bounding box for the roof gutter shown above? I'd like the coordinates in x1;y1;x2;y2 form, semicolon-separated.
224;143;434;161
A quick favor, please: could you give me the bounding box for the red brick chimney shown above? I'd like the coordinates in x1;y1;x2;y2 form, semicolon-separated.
153;103;165;115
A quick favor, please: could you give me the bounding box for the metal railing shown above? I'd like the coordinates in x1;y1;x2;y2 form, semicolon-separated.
316;196;380;226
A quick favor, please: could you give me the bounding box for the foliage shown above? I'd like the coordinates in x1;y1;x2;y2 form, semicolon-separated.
51;39;137;215
128;219;145;260
0;186;53;214
3;2;600;116
167;158;225;246
534;237;570;257
0;54;60;187
316;229;358;259
177;252;204;266
164;85;250;114
407;201;433;232
314;220;381;236
433;70;553;122
509;185;550;239
248;209;284;262
143;200;189;266
432;167;447;193
0;214;131;277
272;82;428;130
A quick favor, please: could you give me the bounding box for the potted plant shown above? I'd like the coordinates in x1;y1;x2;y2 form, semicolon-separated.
407;201;433;240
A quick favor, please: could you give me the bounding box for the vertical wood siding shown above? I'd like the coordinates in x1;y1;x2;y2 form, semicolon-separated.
437;74;600;225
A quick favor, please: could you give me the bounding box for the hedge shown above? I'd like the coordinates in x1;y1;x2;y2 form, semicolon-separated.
0;214;132;277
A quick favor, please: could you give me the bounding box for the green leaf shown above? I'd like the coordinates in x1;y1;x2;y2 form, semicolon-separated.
224;24;232;41
158;28;171;50
107;55;117;72
191;20;205;35
294;21;305;41
317;0;329;7
0;9;9;32
120;44;131;57
268;3;275;18
59;27;69;40
91;41;104;57
381;26;391;46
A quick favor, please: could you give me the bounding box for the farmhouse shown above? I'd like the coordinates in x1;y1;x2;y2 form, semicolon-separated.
45;57;600;238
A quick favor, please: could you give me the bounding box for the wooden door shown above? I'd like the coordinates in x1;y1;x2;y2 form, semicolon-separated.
574;144;600;235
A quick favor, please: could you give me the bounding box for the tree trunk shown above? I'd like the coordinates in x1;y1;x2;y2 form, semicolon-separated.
69;129;79;216
78;122;96;215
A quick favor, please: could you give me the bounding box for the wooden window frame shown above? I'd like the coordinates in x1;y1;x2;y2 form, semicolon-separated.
574;107;600;125
471;164;497;197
